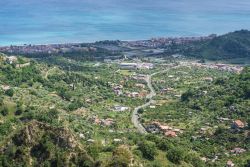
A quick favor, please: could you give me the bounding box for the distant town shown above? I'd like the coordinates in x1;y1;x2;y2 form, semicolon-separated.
0;34;217;55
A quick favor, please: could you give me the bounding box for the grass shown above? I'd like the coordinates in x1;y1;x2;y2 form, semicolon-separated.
119;70;135;76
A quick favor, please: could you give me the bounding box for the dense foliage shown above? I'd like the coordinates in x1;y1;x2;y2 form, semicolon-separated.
184;30;250;60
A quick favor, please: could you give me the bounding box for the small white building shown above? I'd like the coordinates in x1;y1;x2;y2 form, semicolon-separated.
114;105;129;112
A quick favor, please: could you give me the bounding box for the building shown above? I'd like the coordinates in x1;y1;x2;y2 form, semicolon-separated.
164;131;177;137
93;117;115;127
226;160;235;167
230;147;246;154
114;105;129;112
232;120;245;129
137;63;154;69
135;83;145;89
149;105;156;109
131;92;139;98
119;63;137;70
146;121;181;137
120;62;154;70
0;85;10;91
161;88;174;94
203;77;213;82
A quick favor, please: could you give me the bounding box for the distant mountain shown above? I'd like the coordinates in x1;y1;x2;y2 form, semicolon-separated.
185;30;250;60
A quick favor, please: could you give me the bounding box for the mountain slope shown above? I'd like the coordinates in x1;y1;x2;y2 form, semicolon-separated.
0;121;94;167
185;30;250;60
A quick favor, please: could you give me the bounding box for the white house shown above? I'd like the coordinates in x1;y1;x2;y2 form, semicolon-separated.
114;105;129;112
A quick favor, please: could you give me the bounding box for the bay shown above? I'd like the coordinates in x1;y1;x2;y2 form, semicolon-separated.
0;0;250;45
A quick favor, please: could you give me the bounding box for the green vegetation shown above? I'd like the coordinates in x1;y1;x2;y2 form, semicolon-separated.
159;30;250;62
0;51;249;167
189;30;250;60
142;66;250;166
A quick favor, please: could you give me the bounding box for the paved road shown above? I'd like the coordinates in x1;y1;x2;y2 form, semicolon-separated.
131;69;169;134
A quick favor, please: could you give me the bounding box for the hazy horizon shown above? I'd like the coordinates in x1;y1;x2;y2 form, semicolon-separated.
1;0;250;46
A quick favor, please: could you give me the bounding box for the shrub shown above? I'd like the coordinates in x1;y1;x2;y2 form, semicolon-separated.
167;147;185;164
1;107;9;116
138;108;144;114
109;145;132;167
138;141;157;160
5;89;14;97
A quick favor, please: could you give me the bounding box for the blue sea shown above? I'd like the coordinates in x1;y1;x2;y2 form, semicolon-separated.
0;0;250;46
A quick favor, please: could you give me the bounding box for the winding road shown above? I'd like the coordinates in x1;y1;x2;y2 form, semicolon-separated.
132;69;169;134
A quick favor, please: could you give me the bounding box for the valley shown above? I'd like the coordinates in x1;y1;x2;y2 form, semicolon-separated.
0;30;249;167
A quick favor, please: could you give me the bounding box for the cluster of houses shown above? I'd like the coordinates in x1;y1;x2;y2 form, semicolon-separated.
225;147;247;167
119;62;154;70
198;119;247;135
146;121;183;137
112;84;124;96
91;116;115;127
131;74;147;81
230;147;246;155
111;82;147;98
125;91;147;98
0;43;97;55
122;34;216;48
160;87;174;94
188;62;243;73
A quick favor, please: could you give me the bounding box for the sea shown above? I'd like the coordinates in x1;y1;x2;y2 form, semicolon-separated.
0;0;250;46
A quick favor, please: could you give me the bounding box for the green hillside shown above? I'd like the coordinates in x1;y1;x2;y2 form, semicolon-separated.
185;30;250;60
0;52;249;166
0;121;94;167
143;67;250;166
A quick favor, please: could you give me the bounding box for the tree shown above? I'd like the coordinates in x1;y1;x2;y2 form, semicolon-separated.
1;107;9;116
247;118;250;130
138;141;157;160
15;101;25;116
167;147;185;164
0;97;4;106
138;108;144;114
87;141;102;160
109;145;132;167
244;159;250;167
157;140;173;151
5;89;14;97
181;89;194;101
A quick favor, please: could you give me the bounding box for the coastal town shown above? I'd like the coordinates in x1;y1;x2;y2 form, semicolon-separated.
0;34;217;55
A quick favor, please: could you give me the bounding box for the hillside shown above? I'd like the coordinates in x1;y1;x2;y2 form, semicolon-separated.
0;52;249;166
0;121;94;167
184;30;250;60
143;66;250;166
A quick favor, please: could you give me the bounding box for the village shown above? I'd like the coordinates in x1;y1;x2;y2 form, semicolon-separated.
182;61;244;73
